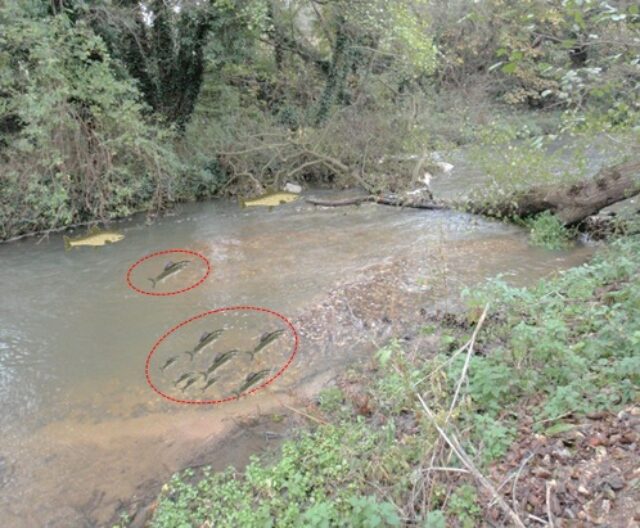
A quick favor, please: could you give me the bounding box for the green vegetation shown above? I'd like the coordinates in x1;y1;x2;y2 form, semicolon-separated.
525;211;574;249
147;426;401;527
0;3;180;238
2;0;639;240
146;236;639;526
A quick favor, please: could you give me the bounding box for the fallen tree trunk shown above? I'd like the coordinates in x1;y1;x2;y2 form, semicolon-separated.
462;159;640;226
308;159;640;228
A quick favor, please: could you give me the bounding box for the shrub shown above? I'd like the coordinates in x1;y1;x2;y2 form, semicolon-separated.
0;4;180;238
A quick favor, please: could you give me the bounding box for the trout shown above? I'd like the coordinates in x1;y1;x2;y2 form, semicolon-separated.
201;349;237;378
246;329;285;360
184;329;225;361
148;260;191;289
240;191;299;209
233;369;271;397
63;226;124;250
160;355;179;372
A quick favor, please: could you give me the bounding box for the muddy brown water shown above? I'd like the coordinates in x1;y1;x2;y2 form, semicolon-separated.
0;194;594;526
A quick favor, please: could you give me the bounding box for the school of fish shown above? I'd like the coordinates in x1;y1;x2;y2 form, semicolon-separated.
159;325;287;398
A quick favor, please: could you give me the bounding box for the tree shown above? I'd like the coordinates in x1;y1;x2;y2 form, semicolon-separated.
0;2;178;238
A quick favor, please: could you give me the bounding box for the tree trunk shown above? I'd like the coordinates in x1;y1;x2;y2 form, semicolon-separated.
306;159;640;228
307;193;446;210
462;159;640;226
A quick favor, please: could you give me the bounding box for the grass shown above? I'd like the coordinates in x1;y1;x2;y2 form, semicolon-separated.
524;211;574;249
139;235;640;527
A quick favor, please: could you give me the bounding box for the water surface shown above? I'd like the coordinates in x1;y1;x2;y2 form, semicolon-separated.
0;196;593;526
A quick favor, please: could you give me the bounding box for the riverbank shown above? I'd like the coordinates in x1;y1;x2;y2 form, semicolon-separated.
138;235;640;527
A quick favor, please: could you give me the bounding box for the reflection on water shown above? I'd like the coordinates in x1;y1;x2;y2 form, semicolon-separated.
0;196;593;526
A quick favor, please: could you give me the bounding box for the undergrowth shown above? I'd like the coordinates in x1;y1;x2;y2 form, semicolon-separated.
143;236;640;527
524;211;574;250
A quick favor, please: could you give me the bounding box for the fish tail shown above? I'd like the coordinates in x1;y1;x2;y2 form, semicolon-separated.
63;236;72;251
148;278;156;289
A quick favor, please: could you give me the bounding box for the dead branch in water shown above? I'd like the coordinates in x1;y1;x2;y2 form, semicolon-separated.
306;194;448;210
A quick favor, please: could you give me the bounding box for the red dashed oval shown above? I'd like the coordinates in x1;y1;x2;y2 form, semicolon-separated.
126;249;211;296
145;306;299;405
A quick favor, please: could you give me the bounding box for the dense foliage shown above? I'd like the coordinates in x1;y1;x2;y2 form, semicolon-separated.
0;2;180;238
1;0;638;239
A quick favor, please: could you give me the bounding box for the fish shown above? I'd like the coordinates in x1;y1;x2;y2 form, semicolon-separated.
184;329;225;361
159;355;179;372
201;377;218;392
246;329;285;360
148;260;191;289
63;226;124;250
233;369;271;397
200;349;237;378
173;373;192;387
240;191;299;209
181;376;199;392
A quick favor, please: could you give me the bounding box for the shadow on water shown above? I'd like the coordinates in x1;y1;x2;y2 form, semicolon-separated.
0;194;594;526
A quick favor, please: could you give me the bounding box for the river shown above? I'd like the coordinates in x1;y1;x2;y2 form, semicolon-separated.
0;191;594;526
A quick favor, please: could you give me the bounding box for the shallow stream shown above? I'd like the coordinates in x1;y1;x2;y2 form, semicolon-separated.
0;192;594;526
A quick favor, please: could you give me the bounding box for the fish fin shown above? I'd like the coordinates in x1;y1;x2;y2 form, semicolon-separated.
164;261;174;270
184;351;194;361
88;226;101;234
148;278;156;289
63;236;72;251
199;331;209;343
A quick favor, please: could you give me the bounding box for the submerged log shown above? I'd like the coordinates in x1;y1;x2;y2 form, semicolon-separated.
462;159;640;226
306;193;447;210
307;196;375;207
